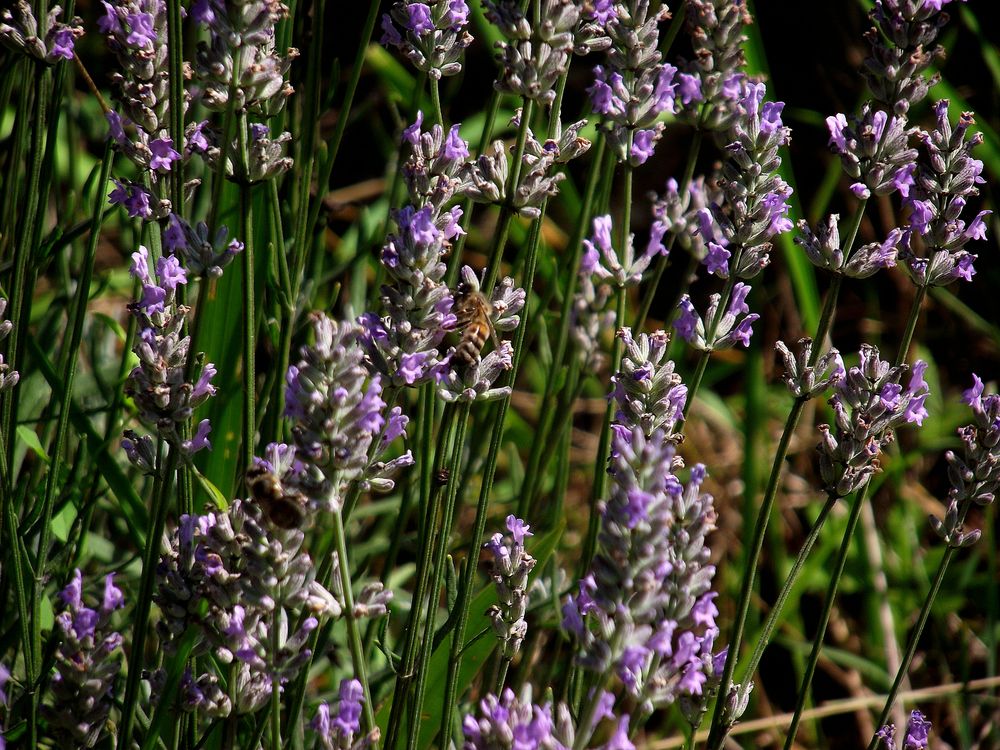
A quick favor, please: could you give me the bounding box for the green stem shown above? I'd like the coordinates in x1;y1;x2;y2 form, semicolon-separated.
581;284;627;567
517;137;609;517
332;505;376;733
303;0;380;250
166;0;184;213
895;283;927;366
238;115;257;472
32;140;113;668
120;448;180;746
429;77;444;127
383;404;458;750
445;89;502;287
705;493;837;750
2;63;48;470
482;98;535;294
409;404;471;750
783;485;870;748
866;542;958;749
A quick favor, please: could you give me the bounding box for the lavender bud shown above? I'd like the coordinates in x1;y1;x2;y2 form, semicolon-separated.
876;708;932;750
44;570;125;747
382;0;473;79
0;297;19;393
612;328;687;442
287;314;411;511
678;0;751;133
826;106;917;198
164;213;245;278
582;213;669;287
462;688;576;750
489;0;576;105
775;338;842;399
484;515;536;659
817;345;930;499
0;1;83;64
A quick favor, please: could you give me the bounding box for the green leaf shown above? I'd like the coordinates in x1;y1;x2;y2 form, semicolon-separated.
16;425;49;463
51;500;78;543
193;467;229;510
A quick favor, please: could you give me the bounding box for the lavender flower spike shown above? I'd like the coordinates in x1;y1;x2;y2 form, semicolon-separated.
564;427;722;712
0;0;84;64
485;515;537;658
582;213;670;287
312;678;378;750
930;374;1000;548
286;313;414;512
673;284;760;352
124;247;218;461
44;570;125;748
382;0;473;79
817;344;931;498
462;688;577;750
876;709;932;750
612;328;687;443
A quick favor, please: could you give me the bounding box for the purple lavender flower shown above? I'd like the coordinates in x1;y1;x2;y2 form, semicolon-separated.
485;515;537;658
825;105;917;200
124;246;218;460
462;688;576;750
612;328;687;443
488;0;577;105
564;426;723;712
164;213;244;278
652;176;720;263
0;0;84;64
795;214;902;279
817;345;931;498
677;0;750;133
899;101;990;287
587;3;689;164
929;374;1000;548
876;709;932;750
672;284;759;352
460;116;591;218
582;213;669;287
382;0;473;79
154;500;344;717
44;570;125;747
286;314;414;512
312;679;375;750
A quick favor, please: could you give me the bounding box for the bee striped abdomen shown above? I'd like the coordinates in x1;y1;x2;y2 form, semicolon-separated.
452;286;493;369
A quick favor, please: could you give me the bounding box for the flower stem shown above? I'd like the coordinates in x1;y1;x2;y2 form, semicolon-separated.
332;504;376;733
238;114;257;472
581;283;627;567
895;282;927;366
120;448;180;746
518;134;609;517
783;484;870;748
705;493;837;750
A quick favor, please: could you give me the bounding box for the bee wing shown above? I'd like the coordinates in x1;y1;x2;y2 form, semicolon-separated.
484;298;503;353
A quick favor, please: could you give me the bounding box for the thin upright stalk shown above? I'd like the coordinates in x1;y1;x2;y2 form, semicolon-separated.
2;63;49;469
120;449;180;746
783;485;870;748
482;98;535;294
383;404;459;750
517;135;610;518
409;404;472;750
332;505;376;733
238;115;257;471
705;493;838;750
581;284;626;567
33;140;114;671
895;283;927;366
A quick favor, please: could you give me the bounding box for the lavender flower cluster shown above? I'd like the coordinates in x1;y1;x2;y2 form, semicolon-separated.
154;500;344;716
817;345;930;498
44;571;126;747
484;515;536;659
0;0;83;63
123;246;216;466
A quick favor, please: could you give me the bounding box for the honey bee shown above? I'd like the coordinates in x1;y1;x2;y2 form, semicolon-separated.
452;282;501;369
245;464;308;529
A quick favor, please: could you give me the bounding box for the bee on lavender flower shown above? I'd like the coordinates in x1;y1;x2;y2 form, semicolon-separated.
245;464;308;529
451;280;501;369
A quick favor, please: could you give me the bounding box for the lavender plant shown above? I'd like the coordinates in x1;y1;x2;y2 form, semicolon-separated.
1;0;998;749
